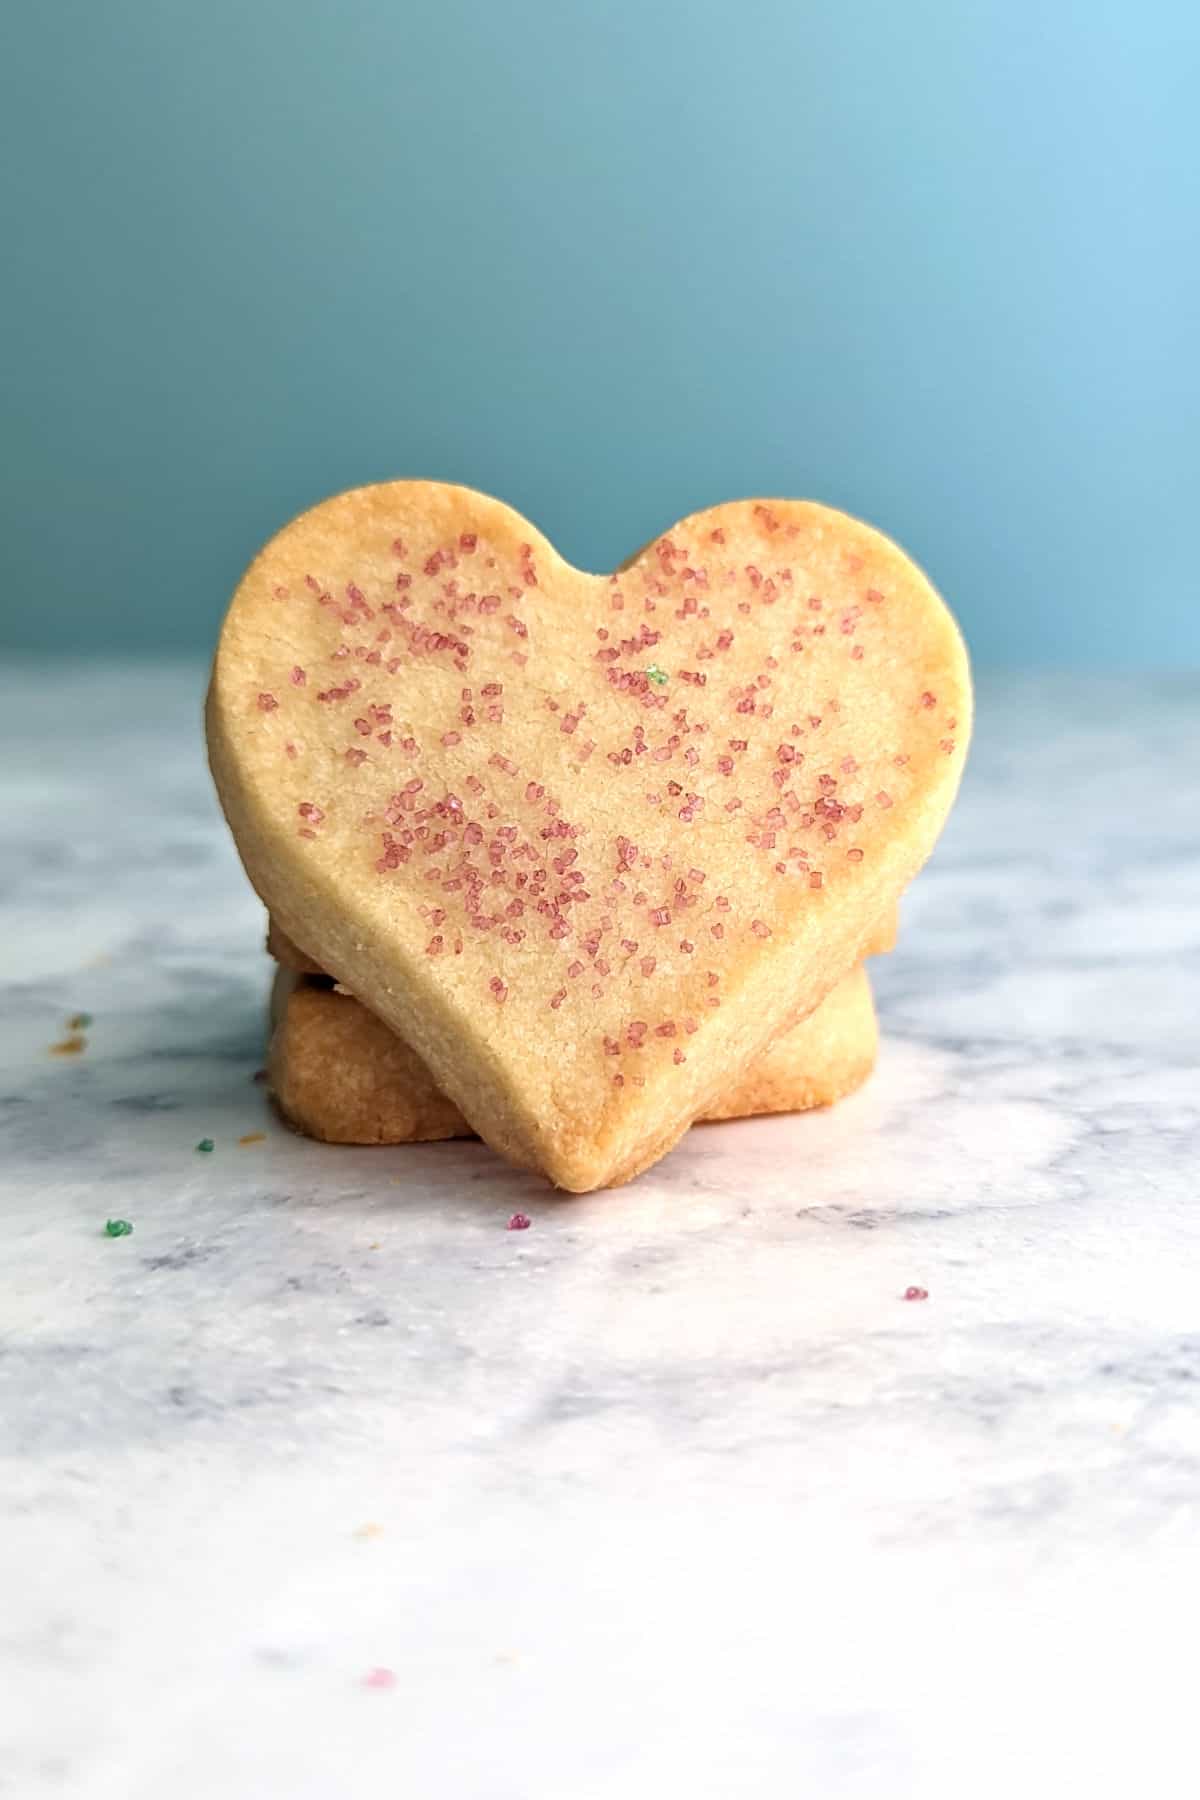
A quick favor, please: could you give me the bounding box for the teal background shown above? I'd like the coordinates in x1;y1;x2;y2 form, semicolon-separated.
2;0;1196;664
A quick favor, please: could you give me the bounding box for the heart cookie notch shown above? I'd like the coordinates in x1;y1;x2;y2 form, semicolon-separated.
208;483;970;1190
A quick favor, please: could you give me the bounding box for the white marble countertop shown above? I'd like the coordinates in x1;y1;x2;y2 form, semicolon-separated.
2;663;1197;1799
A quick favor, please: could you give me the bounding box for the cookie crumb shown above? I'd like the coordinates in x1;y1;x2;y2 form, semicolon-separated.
507;1213;532;1232
238;1131;266;1147
103;1219;133;1238
50;1034;87;1056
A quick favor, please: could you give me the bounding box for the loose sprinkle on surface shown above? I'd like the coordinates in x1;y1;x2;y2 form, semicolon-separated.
903;1285;929;1302
103;1219;133;1238
69;1012;93;1030
363;1668;396;1690
196;1138;214;1153
507;1213;532;1231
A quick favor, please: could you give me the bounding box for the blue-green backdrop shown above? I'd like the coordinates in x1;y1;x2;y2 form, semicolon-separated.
2;0;1196;664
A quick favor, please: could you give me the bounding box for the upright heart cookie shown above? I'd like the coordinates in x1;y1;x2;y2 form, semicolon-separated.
208;483;969;1190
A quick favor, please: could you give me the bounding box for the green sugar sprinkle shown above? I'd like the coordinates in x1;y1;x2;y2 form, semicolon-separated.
645;664;669;686
69;1011;93;1030
196;1138;214;1153
103;1219;133;1238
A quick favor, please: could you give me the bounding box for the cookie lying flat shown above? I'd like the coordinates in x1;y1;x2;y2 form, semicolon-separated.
269;969;466;1144
268;965;878;1146
208;483;970;1190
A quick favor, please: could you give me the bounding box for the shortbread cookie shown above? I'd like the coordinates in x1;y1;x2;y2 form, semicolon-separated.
208;484;970;1189
269;970;466;1144
267;917;323;974
268;965;878;1145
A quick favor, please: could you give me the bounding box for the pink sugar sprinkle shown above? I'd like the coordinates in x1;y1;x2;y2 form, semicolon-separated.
257;692;278;711
489;977;508;1003
904;1286;929;1302
297;802;324;823
750;920;771;938
508;1213;532;1231
364;1667;396;1690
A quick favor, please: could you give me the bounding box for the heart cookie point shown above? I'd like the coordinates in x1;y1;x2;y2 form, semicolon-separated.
208;482;969;1191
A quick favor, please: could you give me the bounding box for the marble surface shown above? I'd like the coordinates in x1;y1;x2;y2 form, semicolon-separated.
2;663;1198;1799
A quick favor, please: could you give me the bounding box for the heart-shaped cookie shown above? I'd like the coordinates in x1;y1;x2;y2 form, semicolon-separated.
207;482;969;1190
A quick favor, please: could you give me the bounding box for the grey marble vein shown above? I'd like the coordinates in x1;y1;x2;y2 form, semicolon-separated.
0;663;1197;1800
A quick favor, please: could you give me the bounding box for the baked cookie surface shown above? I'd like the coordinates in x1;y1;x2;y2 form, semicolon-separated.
209;484;969;1188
